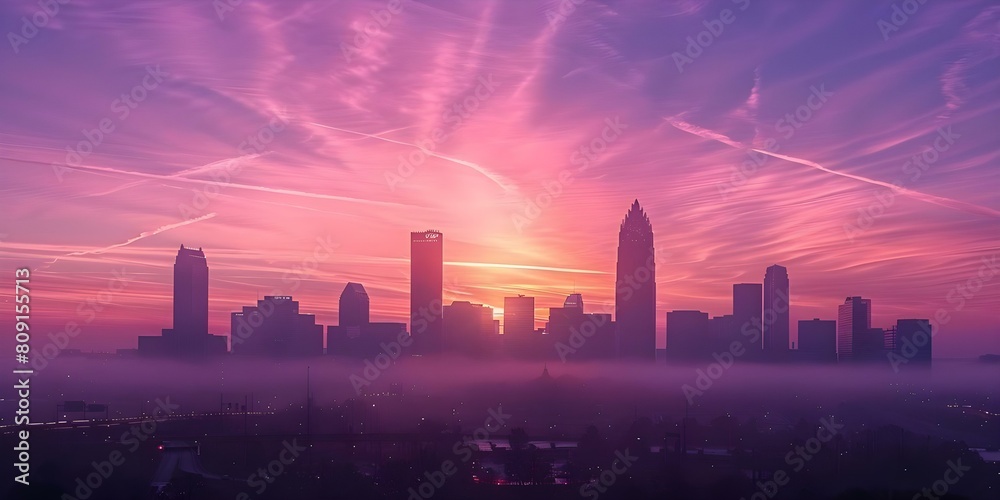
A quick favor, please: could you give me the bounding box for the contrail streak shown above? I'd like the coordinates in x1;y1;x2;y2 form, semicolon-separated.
753;149;1000;217
88;154;264;197
667;118;1000;218
41;213;218;268
308;121;516;192
446;261;608;275
59;162;405;208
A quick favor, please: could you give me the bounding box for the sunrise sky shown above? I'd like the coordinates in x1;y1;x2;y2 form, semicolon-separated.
1;0;998;356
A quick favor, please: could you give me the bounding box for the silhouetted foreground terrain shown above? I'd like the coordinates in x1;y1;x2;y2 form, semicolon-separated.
3;358;997;499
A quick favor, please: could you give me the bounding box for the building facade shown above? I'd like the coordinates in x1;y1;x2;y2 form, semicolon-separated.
763;265;790;358
411;230;443;353
837;296;872;362
230;296;323;356
615;200;657;361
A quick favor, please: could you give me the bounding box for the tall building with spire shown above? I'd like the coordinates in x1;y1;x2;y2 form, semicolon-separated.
615;200;656;361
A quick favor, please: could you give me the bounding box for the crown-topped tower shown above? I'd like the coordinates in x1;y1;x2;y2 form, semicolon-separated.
615;200;656;361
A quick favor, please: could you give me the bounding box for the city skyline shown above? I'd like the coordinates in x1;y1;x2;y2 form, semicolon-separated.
135;219;946;363
12;215;1000;357
4;2;999;498
2;1;999;359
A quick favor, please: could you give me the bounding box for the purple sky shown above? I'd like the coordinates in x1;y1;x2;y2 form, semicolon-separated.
1;0;998;356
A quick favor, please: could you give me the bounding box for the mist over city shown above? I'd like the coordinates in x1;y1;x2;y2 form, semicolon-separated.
2;0;1000;499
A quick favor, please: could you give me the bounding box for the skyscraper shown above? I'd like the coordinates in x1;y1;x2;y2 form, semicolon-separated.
138;245;226;356
411;230;443;352
173;244;209;337
615;200;656;361
733;283;763;356
837;296;872;362
339;282;370;328
503;295;540;359
503;295;535;336
763;265;790;358
563;293;584;311
328;282;408;358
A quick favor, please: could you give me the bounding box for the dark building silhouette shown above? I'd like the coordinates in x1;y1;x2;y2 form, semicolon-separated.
328;322;408;358
837;296;872;362
504;295;535;336
230;296;322;356
615;200;656;361
891;319;932;368
883;325;898;351
339;282;370;328
138;245;226;356
411;230;443;353
326;282;409;358
863;327;886;361
763;265;790;359
798;318;837;363
563;293;584;311
173;245;209;336
442;300;496;356
547;294;615;361
733;283;763;357
666;310;710;361
709;314;735;347
503;295;545;358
